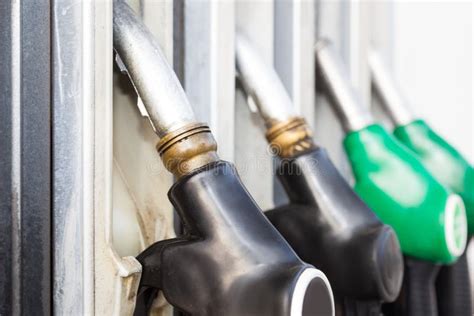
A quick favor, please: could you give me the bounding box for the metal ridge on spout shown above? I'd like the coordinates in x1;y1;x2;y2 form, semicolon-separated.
236;33;315;158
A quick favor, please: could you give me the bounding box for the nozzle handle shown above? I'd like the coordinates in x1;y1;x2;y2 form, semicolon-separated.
134;162;335;316
369;50;414;126
315;39;374;132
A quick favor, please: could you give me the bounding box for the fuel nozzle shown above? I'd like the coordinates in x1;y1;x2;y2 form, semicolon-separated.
315;38;468;315
369;50;474;316
113;2;334;315
369;50;474;236
236;33;404;312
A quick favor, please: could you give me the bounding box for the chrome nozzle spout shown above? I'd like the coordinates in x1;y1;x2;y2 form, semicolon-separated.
113;1;218;177
235;33;316;158
369;50;414;126
315;39;374;132
235;33;296;126
113;1;195;138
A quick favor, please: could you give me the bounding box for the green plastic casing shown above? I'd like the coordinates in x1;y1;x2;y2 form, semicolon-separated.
393;119;474;236
343;124;467;264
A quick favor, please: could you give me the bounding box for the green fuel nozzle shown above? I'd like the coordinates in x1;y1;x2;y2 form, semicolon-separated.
369;50;474;236
315;39;468;264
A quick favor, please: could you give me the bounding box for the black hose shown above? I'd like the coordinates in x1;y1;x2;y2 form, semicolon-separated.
341;299;381;316
383;257;440;316
436;249;472;316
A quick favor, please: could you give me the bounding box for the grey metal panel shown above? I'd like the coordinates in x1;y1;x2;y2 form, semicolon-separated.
19;0;52;311
0;1;13;314
52;0;85;314
274;0;315;206
0;0;53;314
182;0;235;161
173;0;185;84
274;0;316;127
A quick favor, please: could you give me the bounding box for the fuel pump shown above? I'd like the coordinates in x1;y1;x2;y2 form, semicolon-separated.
235;33;404;315
113;2;334;315
315;38;468;315
369;51;473;316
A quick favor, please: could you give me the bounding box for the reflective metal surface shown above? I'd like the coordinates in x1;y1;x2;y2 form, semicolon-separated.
0;2;13;313
53;1;143;315
274;0;316;125
315;39;374;132
236;33;296;127
52;0;88;313
369;50;414;126
1;1;52;314
180;0;235;161
113;1;195;137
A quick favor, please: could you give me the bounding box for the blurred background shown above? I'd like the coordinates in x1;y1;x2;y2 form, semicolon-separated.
390;1;472;161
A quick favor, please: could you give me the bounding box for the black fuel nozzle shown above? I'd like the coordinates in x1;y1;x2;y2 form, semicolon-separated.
135;161;334;316
113;2;334;315
266;147;403;304
235;33;404;314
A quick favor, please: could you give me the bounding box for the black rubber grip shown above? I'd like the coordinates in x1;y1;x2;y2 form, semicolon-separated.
341;298;382;316
436;250;472;316
134;161;333;316
383;256;440;316
266;148;403;305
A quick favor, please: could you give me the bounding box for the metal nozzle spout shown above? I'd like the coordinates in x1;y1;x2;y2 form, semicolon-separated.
235;33;296;126
113;0;195;138
369;50;414;126
113;1;218;177
315;39;374;132
235;33;315;158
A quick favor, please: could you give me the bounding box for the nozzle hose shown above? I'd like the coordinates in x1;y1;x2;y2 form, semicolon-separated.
369;50;414;126
436;250;473;316
315;39;374;132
